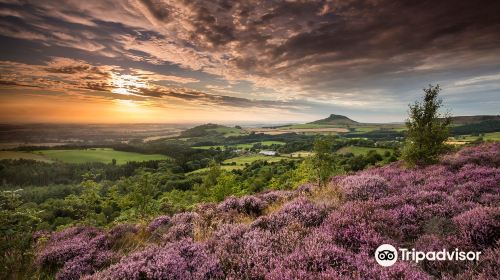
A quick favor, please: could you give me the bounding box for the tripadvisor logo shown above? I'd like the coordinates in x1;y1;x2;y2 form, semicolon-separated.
374;244;481;267
375;244;398;267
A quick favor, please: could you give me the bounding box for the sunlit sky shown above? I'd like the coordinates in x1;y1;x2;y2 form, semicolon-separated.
1;0;499;124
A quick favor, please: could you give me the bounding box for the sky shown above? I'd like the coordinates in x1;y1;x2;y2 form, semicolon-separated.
0;0;499;124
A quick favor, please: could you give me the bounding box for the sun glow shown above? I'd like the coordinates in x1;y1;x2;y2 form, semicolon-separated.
110;73;148;96
114;99;138;107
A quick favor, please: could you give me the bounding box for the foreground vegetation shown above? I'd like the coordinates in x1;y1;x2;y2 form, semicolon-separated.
6;143;498;279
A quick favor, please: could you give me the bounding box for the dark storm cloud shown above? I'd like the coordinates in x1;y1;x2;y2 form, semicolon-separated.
138;0;170;22
118;0;500;108
218;0;500;82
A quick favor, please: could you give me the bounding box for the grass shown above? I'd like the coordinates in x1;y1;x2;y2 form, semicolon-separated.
0;151;54;163
33;148;170;165
336;146;392;156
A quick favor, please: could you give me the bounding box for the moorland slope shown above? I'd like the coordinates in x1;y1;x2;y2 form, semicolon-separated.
35;143;500;279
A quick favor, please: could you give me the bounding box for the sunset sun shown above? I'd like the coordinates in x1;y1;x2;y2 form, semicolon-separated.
110;73;149;96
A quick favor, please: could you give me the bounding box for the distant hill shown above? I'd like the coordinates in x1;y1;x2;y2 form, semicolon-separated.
180;123;246;138
449;115;500;125
309;114;359;125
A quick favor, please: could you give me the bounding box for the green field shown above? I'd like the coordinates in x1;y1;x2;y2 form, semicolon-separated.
288;151;314;158
188;165;245;174
193;141;285;150
484;132;500;141
192;145;226;150
33;148;170;164
336;146;392;156
223;154;289;166
0;151;54;162
280;123;340;129
448;132;500;144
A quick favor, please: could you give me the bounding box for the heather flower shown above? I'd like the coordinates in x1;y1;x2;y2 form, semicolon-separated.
217;195;267;216
414;234;467;278
442;143;500;168
37;227;102;268
258;190;295;203
209;224;306;279
37;227;115;280
410;191;460;219
33;230;50;241
252;198;325;231
456;246;500;280
35;145;500;280
216;196;240;212
96;239;224;280
266;243;358;279
171;211;199;225
453;206;500;249
238;195;267;215
147;215;171;232
162;212;199;241
373;261;432;280
339;174;388;200
56;250;115;280
296;183;316;194
109;224;138;240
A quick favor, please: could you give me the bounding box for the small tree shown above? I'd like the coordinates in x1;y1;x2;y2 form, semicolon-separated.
402;84;451;166
311;136;336;187
202;160;221;188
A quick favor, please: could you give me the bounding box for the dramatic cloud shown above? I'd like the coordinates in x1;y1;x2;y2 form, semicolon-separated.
1;0;499;122
0;57;295;111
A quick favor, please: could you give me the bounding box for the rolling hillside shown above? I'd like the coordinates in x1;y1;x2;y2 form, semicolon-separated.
309;114;359;125
449;115;500;125
180;123;247;138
